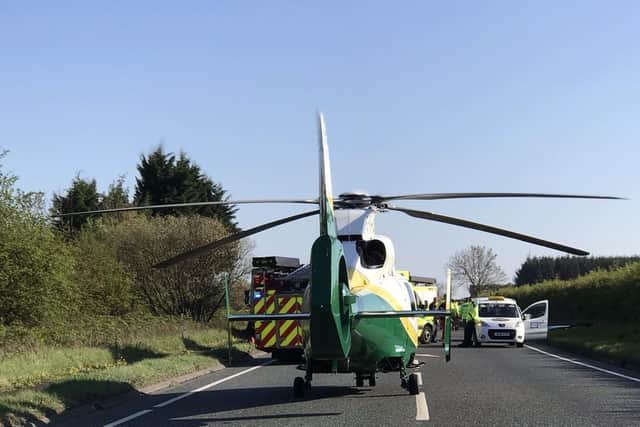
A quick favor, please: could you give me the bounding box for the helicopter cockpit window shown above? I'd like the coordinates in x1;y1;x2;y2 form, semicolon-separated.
356;239;386;269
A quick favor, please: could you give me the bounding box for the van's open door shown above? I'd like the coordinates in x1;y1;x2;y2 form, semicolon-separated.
522;299;549;340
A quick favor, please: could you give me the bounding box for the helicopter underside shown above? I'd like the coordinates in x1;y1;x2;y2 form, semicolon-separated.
302;292;417;375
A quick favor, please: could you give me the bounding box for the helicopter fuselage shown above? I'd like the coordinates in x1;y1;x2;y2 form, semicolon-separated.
301;208;419;374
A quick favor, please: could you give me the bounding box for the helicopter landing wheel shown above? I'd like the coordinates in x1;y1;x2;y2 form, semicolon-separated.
293;376;305;398
355;374;364;387
368;373;376;387
408;373;420;395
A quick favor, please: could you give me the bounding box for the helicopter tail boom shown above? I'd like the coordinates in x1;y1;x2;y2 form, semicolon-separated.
308;113;353;361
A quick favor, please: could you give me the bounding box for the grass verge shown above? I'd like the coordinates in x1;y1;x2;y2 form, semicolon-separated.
548;323;640;371
0;326;251;427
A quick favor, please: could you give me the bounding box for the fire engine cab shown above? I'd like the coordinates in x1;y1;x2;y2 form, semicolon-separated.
247;256;308;361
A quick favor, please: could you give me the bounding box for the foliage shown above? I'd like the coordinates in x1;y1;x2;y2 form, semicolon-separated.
514;255;640;286
102;214;250;321
134;146;237;230
447;245;507;297
50;176;101;234
549;323;640;369
51;176;130;236
102;175;130;210
70;222;136;316
0;153;76;327
0;321;250;427
497;262;640;324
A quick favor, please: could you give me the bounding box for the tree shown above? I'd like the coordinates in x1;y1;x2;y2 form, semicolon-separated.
71;222;136;316
514;255;640;285
0;151;75;326
102;175;130;210
51;175;101;234
447;245;507;297
103;214;250;321
134;147;237;230
51;175;131;236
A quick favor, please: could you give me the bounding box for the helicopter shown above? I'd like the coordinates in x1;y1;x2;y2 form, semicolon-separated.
60;113;622;397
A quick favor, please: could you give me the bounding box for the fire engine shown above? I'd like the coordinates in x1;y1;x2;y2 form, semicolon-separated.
247;256;308;361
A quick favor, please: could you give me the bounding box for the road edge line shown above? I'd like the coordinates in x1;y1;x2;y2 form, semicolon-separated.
103;360;271;427
525;344;640;383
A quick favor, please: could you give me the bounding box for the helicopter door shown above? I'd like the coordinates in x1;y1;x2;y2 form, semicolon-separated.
522;299;549;341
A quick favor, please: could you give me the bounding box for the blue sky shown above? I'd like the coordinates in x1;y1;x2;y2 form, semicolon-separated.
1;1;638;284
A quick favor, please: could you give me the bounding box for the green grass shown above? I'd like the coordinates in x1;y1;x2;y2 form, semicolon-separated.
0;325;251;427
549;323;640;369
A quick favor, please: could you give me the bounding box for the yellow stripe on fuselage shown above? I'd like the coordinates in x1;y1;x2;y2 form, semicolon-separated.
349;270;418;347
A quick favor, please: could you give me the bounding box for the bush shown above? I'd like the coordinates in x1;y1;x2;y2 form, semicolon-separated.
0;153;75;327
497;262;640;324
71;222;136;316
102;214;250;321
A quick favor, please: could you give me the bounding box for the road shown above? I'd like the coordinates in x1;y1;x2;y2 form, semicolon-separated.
53;332;640;426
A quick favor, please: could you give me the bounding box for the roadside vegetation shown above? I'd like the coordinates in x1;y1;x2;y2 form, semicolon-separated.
0;319;250;426
0;149;252;426
549;323;640;370
496;261;640;369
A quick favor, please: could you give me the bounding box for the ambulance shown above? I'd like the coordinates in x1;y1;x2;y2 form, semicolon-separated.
398;272;439;344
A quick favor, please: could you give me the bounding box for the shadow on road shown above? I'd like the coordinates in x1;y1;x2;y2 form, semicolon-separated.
4;379;140;427
148;385;361;426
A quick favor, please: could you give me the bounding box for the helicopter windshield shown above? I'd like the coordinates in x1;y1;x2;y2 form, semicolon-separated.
356;240;386;269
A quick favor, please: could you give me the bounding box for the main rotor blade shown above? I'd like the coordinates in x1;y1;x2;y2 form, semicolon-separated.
374;192;625;203
154;209;320;268
54;199;318;217
387;205;589;256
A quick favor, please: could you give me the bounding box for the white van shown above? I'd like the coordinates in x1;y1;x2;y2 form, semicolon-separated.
471;296;549;347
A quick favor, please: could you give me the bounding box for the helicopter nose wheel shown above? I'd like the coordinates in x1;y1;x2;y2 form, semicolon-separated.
355;372;376;387
293;374;312;398
400;366;420;395
407;373;420;395
293;377;306;398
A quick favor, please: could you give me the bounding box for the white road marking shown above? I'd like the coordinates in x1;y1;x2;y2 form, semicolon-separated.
416;372;423;386
415;353;440;358
415;391;430;421
525;344;640;383
104;410;152;427
103;361;271;427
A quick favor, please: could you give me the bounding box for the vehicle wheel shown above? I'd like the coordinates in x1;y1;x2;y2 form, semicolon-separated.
516;342;524;348
369;375;376;387
408;373;420;395
421;325;432;344
356;375;364;387
293;376;305;398
430;325;438;343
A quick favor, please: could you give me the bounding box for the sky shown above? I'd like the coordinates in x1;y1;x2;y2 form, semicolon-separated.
1;1;639;286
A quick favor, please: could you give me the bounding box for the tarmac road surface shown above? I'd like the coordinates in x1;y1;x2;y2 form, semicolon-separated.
52;332;640;426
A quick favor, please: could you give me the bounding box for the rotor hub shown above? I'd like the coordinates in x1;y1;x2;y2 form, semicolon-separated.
337;192;373;208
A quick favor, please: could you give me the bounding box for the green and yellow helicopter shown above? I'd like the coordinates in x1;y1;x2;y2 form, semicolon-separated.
61;113;621;397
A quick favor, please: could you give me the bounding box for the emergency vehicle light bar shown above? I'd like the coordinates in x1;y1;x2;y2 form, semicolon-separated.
252;256;301;269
